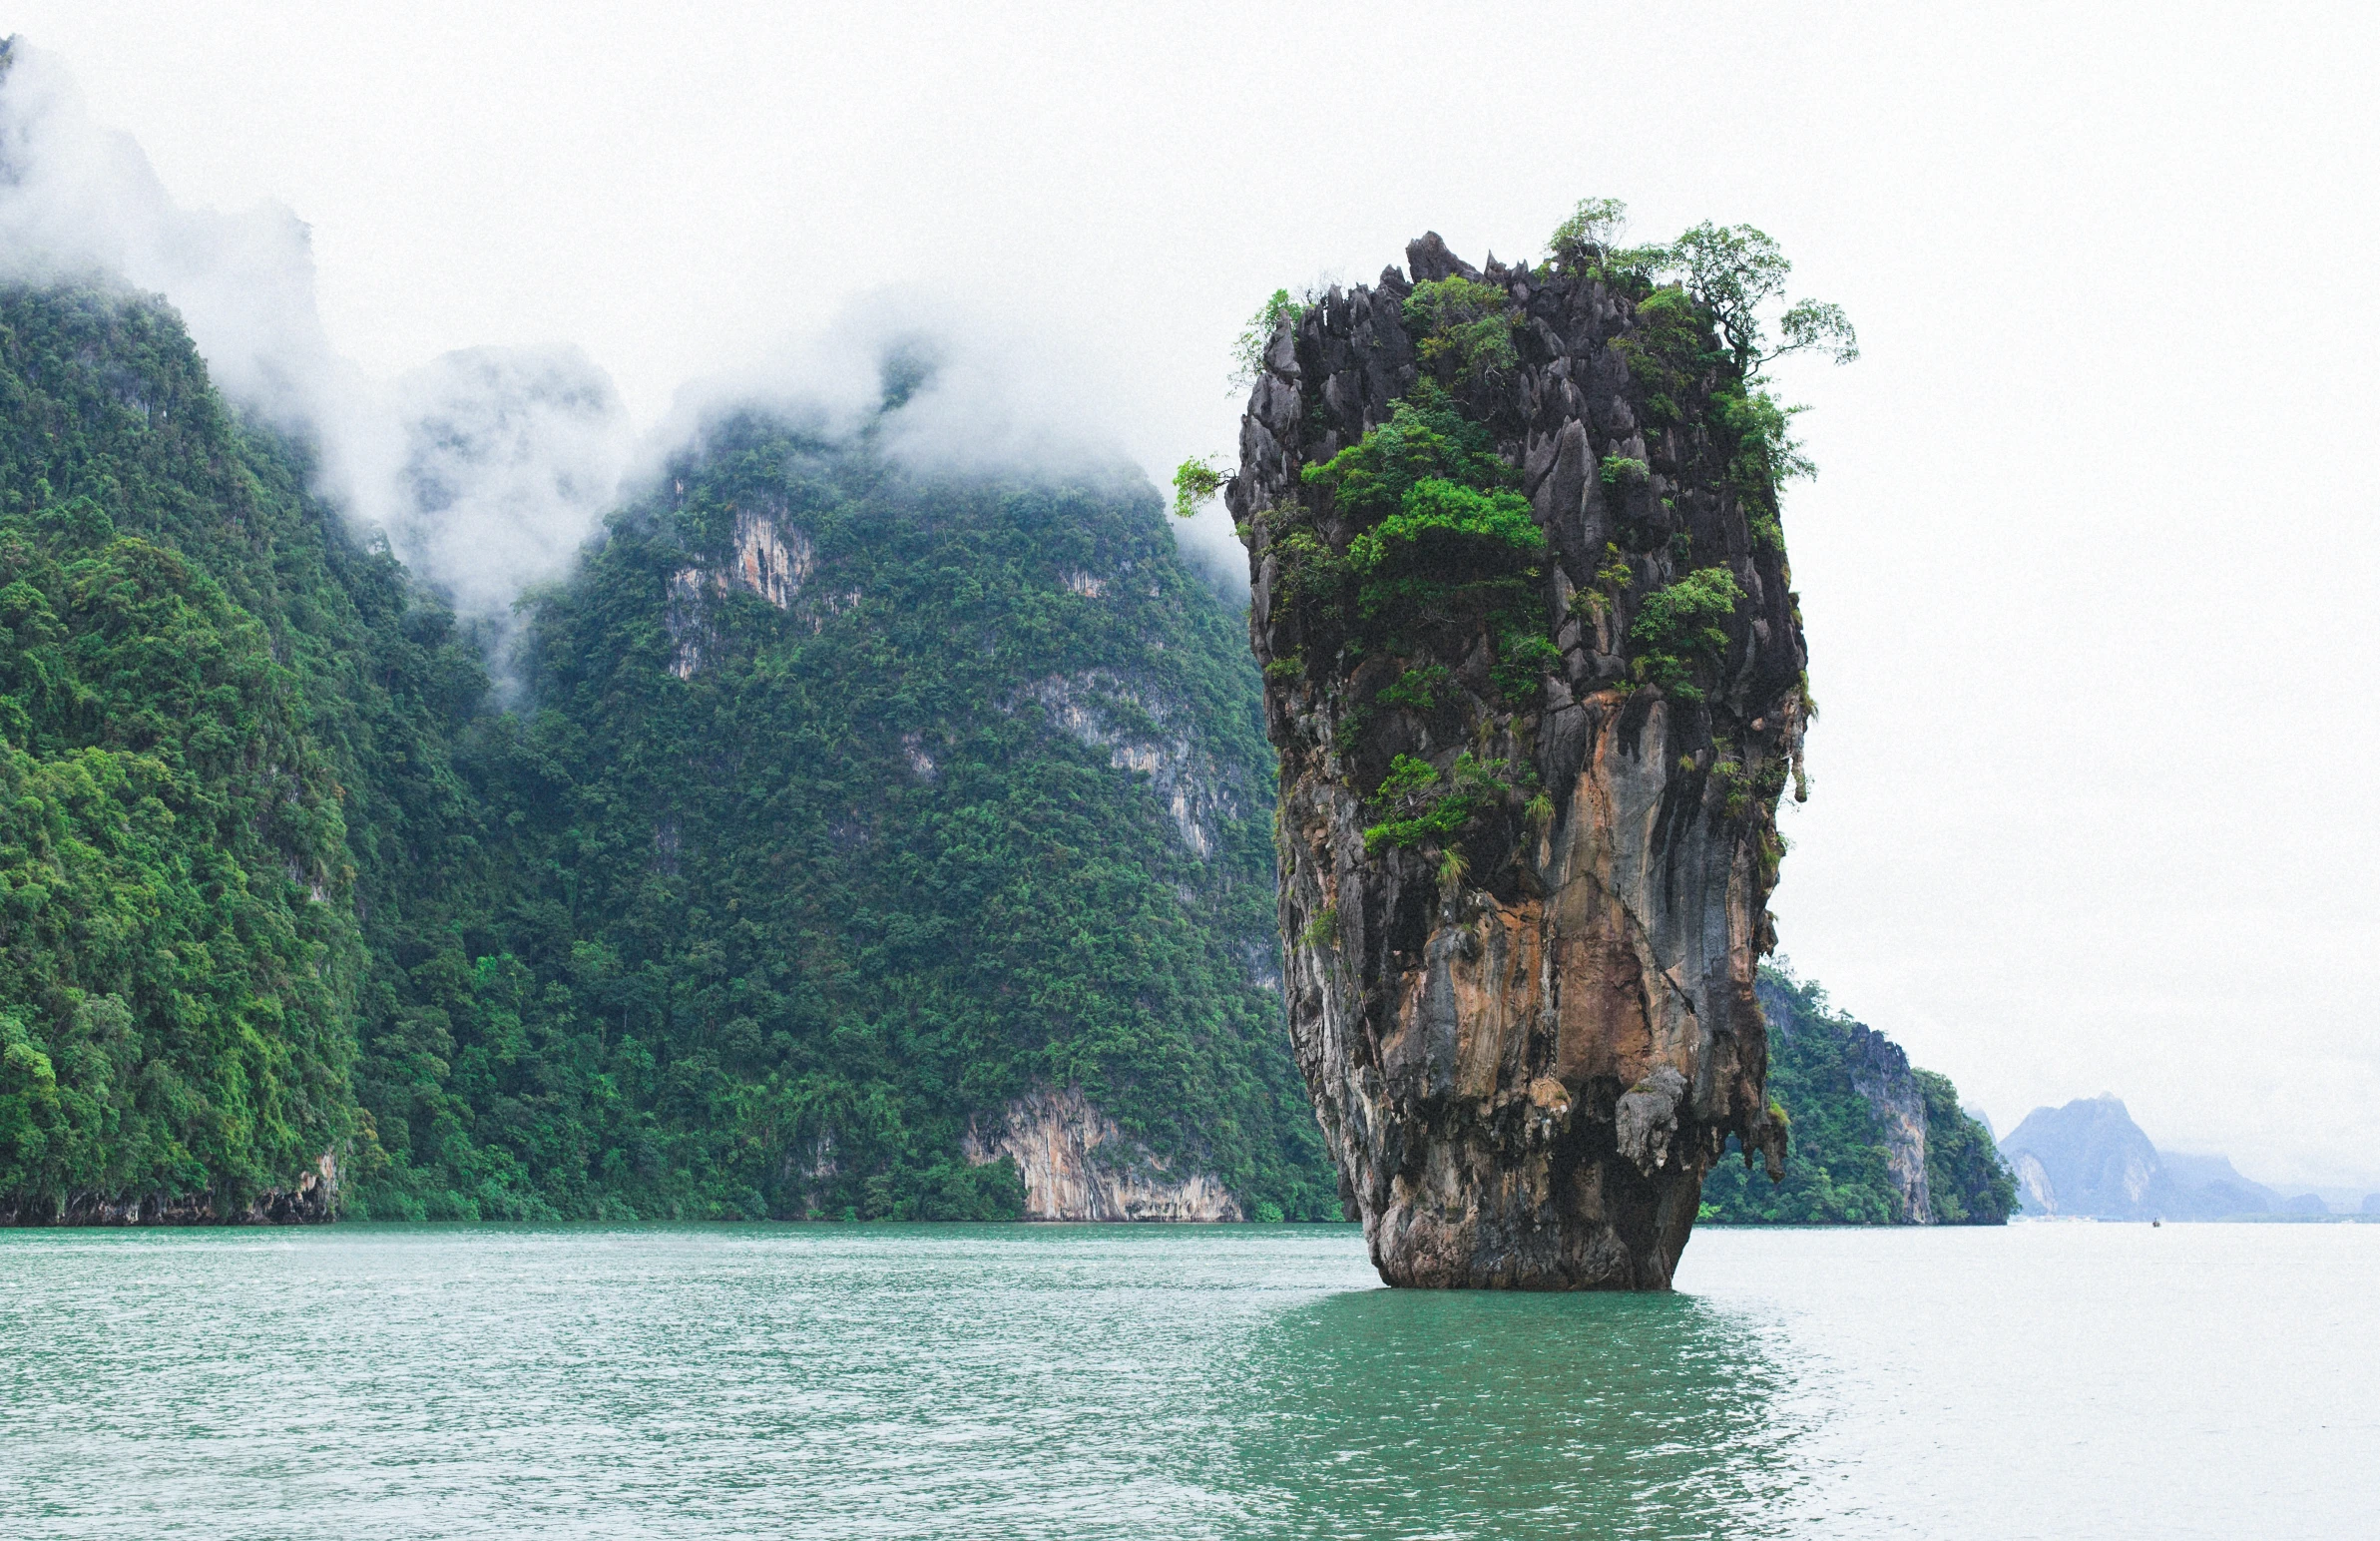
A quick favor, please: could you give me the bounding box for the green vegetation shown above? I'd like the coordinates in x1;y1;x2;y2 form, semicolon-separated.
0;282;1335;1224
1172;455;1225;521
1344;478;1543;617
0;284;490;1219
1359;752;1527;857
1401;276;1518;390
1628;567;1746;704
1296;387;1540;646
1298;385;1510;522
1545;197;1853;539
1917;1069;2017;1224
1698;966;2014;1226
0;502;361;1210
1374;663;1448;714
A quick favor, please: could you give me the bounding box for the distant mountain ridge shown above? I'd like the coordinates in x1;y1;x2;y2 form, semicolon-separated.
1999;1097;2347;1220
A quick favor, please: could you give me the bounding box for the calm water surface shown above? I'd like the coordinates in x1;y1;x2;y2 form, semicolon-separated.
2;1222;2370;1538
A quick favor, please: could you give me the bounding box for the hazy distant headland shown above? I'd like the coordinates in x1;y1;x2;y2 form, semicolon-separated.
1998;1096;2372;1221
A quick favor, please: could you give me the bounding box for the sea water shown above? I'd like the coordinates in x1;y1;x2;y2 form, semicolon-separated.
2;1221;2370;1538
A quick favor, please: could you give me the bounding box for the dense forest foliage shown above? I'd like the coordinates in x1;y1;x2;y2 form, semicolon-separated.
1698;966;2015;1225
0;285;482;1215
0;281;1331;1223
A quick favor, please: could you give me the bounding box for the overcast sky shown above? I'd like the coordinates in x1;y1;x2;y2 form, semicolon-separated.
7;1;2376;1189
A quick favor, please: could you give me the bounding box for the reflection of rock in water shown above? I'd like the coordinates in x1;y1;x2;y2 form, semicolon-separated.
1225;1288;1806;1535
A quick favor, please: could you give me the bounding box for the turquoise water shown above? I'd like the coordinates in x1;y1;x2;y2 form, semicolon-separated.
3;1222;2371;1538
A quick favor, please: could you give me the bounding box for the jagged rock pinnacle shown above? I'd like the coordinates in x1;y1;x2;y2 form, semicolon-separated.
1231;235;1804;1287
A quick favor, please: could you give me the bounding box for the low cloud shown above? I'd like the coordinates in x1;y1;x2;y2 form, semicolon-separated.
653;285;1142;485
0;39;633;647
384;345;629;624
652;286;1250;592
0;38;1244;643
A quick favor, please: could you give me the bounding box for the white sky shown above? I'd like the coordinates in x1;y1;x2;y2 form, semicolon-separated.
6;1;2376;1190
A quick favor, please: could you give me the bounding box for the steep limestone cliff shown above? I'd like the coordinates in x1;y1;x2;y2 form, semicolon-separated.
1839;1020;1932;1222
963;1087;1242;1221
1229;234;1807;1287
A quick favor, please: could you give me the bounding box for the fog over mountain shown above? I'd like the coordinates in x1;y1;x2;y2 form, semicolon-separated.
0;43;639;644
0;40;1209;666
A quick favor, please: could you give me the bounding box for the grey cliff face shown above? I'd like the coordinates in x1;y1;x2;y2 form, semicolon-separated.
963;1087;1242;1222
0;1152;339;1226
1229;236;1807;1287
1843;1025;1932;1222
1754;974;1934;1224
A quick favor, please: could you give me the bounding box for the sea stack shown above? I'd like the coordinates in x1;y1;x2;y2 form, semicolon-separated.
1229;233;1807;1287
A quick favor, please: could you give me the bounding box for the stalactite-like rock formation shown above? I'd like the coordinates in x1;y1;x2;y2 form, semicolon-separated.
1229;233;1807;1287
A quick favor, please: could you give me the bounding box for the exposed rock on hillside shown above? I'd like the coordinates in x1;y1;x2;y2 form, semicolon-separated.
0;1153;339;1226
1028;671;1246;859
963;1087;1242;1221
665;504;815;677
1231;235;1808;1287
1834;1013;1930;1220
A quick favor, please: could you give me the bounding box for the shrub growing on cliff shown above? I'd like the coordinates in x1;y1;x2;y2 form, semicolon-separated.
1172;455;1226;521
1628;567;1745;703
1376;663;1450;714
1360;751;1518;855
1402;275;1519;392
1345;478;1544;620
1298;385;1508;524
1293;390;1553;702
1362;753;1466;852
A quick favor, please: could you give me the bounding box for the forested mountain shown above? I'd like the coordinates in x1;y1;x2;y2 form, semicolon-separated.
1698;966;2015;1225
0;284;483;1221
0;281;1331;1223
